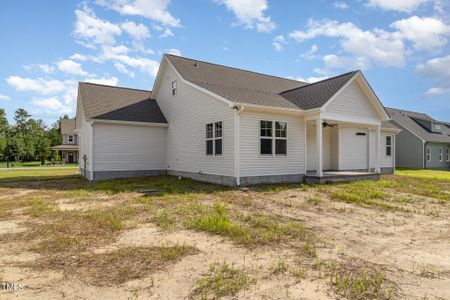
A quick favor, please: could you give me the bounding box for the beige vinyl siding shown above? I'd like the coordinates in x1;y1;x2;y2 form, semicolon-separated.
239;111;305;176
93;123;166;172
340;127;369;170
154;60;235;177
325;80;379;120
63;134;78;145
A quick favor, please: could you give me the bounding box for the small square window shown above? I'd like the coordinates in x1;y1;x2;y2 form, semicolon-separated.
171;80;177;96
68;135;73;143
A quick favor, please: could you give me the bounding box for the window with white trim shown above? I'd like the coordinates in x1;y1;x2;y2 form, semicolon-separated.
171;80;177;96
206;121;222;156
446;148;449;162
385;136;392;156
68;135;73;143
435;124;441;130
260;120;287;156
439;148;443;161
426;147;431;162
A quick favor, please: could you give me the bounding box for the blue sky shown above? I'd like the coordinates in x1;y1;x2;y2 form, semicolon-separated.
0;0;449;125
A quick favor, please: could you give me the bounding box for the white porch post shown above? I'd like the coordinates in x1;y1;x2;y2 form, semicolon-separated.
316;118;323;176
375;124;381;173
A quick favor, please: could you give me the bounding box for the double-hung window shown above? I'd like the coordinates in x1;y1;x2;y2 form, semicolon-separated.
447;148;450;162
426;147;431;162
206;122;223;156
385;136;392;156
260;120;287;156
439;148;443;161
68;135;73;143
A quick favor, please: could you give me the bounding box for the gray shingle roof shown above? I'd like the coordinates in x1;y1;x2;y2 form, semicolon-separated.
79;82;167;124
280;71;358;110
165;54;361;111
381;120;400;130
386;107;450;143
165;54;307;109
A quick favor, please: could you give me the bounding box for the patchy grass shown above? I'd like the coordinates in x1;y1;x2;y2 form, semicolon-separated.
42;245;197;286
25;198;59;217
0;168;78;181
193;262;254;298
327;260;394;300
185;201;312;248
396;169;450;181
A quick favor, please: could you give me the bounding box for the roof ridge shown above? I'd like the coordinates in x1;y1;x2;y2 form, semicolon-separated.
80;82;151;93
164;53;307;85
280;70;359;94
386;107;433;119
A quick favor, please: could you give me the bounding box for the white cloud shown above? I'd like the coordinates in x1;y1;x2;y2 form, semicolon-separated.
423;87;450;96
70;53;88;61
6;76;66;95
216;0;277;33
367;0;427;13
334;1;348;9
289;19;405;68
0;94;11;101
159;28;174;38
23;64;55;74
272;35;286;52
417;55;450;97
31;97;72;115
83;76;119;86
297;76;329;83
417;55;450;81
114;63;135;77
74;7;122;48
300;44;319;60
166;48;181;56
57;59;89;76
95;0;180;27
391;16;450;51
121;21;150;40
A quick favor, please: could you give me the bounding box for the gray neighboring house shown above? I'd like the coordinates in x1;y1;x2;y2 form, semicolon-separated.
386;108;450;170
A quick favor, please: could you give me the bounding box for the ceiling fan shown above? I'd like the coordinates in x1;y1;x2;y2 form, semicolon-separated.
322;121;337;128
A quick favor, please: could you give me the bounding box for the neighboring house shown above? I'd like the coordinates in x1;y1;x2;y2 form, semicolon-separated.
50;119;79;164
387;108;450;170
76;54;399;186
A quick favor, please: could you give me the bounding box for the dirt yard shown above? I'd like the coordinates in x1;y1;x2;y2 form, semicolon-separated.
0;169;449;299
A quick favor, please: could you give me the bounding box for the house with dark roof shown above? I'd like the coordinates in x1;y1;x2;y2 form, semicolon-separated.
50;119;79;164
75;54;400;185
387;108;450;170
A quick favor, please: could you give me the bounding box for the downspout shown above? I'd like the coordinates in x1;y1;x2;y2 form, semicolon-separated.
423;141;427;169
89;121;94;182
233;105;243;187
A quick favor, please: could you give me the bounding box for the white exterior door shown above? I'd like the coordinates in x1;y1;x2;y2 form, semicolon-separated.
339;128;368;170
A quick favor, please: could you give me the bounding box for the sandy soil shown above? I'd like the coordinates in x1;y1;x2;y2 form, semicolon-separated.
1;186;449;299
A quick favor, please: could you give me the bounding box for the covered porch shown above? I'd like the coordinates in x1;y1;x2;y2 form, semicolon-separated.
304;116;382;183
50;145;79;164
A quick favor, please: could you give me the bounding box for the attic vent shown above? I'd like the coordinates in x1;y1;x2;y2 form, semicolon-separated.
356;132;366;136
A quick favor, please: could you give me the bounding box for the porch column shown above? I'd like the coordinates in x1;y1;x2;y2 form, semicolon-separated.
375;124;381;173
316;118;323;176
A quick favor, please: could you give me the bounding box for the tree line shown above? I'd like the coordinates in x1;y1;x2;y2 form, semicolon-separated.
0;108;66;165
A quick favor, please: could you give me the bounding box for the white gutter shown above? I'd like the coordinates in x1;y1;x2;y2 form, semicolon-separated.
89;119;169;127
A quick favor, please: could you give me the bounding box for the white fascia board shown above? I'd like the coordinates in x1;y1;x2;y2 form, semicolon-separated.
235;102;304;115
390;120;426;143
89;119;169;127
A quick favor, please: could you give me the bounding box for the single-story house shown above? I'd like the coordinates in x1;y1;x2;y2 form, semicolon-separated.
75;54;400;186
386;107;450;170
